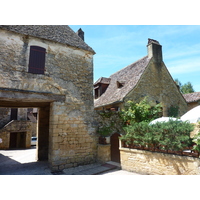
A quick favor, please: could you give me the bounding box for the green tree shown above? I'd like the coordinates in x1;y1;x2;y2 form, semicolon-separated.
175;79;195;94
181;82;195;94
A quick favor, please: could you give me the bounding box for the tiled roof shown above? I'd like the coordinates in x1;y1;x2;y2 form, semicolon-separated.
0;25;95;54
183;92;200;103
94;56;150;108
94;77;111;85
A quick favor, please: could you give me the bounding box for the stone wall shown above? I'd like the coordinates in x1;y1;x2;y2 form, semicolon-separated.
0;28;97;170
188;102;200;111
97;144;111;163
49;102;98;171
120;147;200;175
94;110;125;135
0;120;32;149
125;60;188;117
0;108;10;128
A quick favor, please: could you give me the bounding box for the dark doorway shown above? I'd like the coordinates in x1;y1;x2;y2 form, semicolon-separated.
111;133;121;163
9;132;26;148
10;108;18;120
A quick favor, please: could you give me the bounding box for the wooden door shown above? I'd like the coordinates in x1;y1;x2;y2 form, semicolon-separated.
111;133;121;163
9;132;26;148
9;132;17;148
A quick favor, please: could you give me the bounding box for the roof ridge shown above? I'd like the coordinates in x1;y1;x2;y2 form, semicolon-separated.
183;91;200;96
0;25;95;54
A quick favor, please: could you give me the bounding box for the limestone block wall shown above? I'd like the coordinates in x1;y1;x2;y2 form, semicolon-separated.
125;60;188;117
97;144;111;163
0;108;10;128
49;102;97;171
0;120;32;149
0;28;97;170
120;147;200;175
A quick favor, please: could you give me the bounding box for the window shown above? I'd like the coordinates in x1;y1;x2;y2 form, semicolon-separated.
94;84;109;99
117;81;125;88
28;46;46;74
10;108;18;120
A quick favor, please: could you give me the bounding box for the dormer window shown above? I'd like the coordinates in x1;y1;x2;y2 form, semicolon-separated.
28;46;46;74
117;81;125;88
94;83;109;99
94;77;111;99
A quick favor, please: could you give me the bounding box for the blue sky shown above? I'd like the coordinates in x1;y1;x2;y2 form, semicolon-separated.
69;25;200;92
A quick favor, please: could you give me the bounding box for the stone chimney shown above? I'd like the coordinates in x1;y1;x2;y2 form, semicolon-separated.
76;28;84;41
147;38;162;62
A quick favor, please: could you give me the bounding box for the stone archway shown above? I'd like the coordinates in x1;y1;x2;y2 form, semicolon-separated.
0;88;65;162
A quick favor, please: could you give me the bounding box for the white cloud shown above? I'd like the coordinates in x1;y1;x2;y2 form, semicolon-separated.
167;57;200;74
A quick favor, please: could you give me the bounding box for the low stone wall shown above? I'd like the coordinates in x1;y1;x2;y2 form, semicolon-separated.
120;147;200;175
97;144;111;163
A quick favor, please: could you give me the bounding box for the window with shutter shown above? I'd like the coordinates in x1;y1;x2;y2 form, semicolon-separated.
10;108;18;120
28;46;46;74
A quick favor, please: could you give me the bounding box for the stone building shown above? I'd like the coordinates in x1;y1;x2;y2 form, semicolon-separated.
183;92;200;110
0;25;97;171
0;107;36;149
94;39;188;117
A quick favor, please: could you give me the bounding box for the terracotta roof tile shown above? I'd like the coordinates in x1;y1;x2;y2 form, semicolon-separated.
0;25;95;54
183;92;200;103
94;77;111;85
94;56;150;108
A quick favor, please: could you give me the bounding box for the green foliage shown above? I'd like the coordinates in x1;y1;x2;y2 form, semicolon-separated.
97;125;112;137
120;120;194;151
98;110;114;118
175;79;195;94
168;105;179;117
120;97;162;124
192;132;200;152
181;82;195;94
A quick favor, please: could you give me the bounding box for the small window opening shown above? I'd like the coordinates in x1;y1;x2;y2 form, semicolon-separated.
28;46;46;74
117;81;125;88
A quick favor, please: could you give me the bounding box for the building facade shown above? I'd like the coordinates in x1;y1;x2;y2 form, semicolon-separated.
94;39;188;117
0;25;97;171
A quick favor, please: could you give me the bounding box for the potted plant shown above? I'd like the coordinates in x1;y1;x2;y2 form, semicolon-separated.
98;126;111;144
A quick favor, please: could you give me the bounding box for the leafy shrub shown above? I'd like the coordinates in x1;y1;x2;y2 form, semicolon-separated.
120;97;162;124
168;105;179;117
121;120;194;151
192;132;200;152
97;126;111;137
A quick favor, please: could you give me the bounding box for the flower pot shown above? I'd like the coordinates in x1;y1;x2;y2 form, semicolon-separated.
105;136;110;144
99;136;106;145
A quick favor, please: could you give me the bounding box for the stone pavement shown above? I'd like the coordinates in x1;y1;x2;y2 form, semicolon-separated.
1;160;141;175
60;161;141;175
0;148;141;175
62;161;120;175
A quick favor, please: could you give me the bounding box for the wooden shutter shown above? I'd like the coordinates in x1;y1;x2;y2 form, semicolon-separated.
28;46;46;74
10;108;18;120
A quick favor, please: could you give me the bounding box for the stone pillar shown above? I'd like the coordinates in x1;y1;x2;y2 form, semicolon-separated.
97;144;111;163
37;105;50;161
